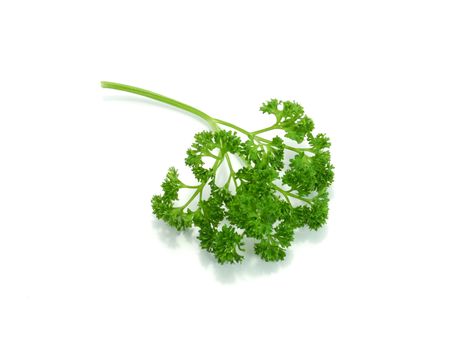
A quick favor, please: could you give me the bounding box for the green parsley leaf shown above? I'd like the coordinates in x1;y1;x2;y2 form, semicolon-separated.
102;81;334;264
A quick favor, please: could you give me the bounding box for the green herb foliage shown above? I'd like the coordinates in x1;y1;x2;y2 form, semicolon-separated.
102;82;334;264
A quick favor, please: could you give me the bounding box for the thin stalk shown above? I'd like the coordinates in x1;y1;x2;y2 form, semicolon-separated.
101;81;220;131
213;119;253;137
180;155;223;210
180;182;200;189
101;82;313;156
255;135;313;153
180;187;202;210
225;153;238;189
203;151;220;159
251;124;278;136
273;185;311;205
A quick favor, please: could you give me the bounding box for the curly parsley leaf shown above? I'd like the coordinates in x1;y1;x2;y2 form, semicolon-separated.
102;81;334;264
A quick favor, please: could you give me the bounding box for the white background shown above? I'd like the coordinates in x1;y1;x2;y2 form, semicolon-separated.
1;1;466;349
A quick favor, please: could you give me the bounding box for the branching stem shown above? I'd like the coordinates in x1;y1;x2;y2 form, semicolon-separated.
273;185;312;205
225;153;238;189
251;124;278;135
179;154;223;210
102;81;312;155
180;182;199;189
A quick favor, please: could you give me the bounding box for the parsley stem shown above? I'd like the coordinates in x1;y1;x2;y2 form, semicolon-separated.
203;151;219;159
251;125;278;135
225;153;238;189
213;119;253;137
101;81;220;131
101;82;312;155
273;185;311;204
180;186;202;210
180;153;223;210
255;135;312;153
180;182;199;189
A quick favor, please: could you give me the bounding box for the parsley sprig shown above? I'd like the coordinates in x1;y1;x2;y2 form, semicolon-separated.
102;81;334;264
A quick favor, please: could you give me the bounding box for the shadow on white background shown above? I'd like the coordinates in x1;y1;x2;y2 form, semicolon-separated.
152;219;328;284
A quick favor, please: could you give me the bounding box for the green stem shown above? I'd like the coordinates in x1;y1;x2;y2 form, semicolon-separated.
180;154;223;210
273;185;311;205
225;153;238;189
203;151;220;159
180;182;199;189
101;81;220;131
224;174;232;189
180;187;202;210
213;118;253;138
101;82;313;154
251;124;278;136
255;135;312;153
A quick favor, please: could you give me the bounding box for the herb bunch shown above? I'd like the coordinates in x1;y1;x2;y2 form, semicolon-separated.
102;82;334;264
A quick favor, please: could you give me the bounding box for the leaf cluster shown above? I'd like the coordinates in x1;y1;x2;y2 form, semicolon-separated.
152;99;334;264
